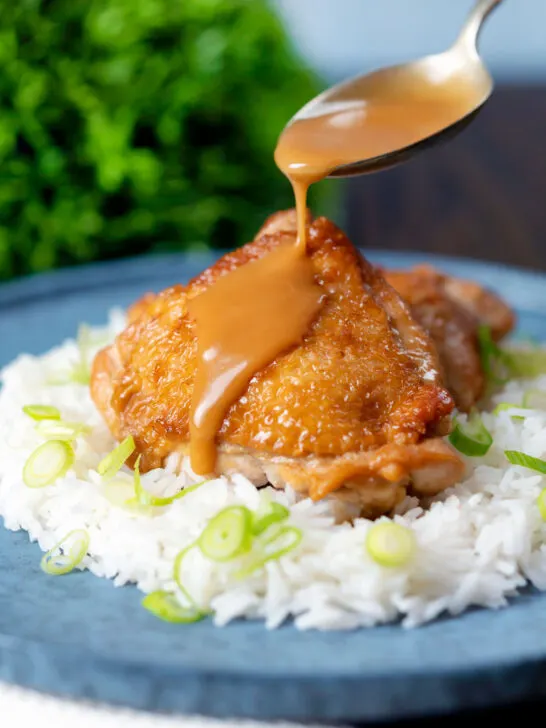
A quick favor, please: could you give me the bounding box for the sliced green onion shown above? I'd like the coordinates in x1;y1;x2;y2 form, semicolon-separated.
47;372;87;387
505;450;546;474
78;323;92;352
69;324;93;385
504;350;546;378
23;440;75;488
263;524;302;554
48;324;98;386
198;506;252;562
150;479;207;507
69;365;91;385
476;326;544;384
125;455;162;514
134;470;207;508
252;502;290;536
477;324;497;378
448;409;493;457
133;460;206;512
365;521;416;568
102;478;153;515
142;590;204;624
492;403;526;421
22;405;61;421
493;402;520;414
523;389;546;409
236;525;303;578
97;436;135;479
173;543;203;610
102;478;136;507
46;324;110;385
45;372;73;386
40;529;89;575
132;454;147;501
35;419;91;441
477;325;510;385
538;489;546;521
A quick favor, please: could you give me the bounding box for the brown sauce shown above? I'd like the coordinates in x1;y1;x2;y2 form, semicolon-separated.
187;243;322;475
187;66;485;475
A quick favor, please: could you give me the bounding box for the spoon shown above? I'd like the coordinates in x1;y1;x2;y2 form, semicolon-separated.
287;0;504;178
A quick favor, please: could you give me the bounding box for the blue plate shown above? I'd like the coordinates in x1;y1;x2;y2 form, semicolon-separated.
2;251;546;723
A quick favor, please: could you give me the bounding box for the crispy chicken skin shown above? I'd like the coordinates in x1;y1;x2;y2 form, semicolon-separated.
384;265;515;411
91;211;464;517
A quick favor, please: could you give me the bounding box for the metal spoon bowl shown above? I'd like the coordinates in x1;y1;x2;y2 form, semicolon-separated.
289;0;504;179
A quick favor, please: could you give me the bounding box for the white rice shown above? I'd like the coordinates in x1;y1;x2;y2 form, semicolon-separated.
2;311;546;630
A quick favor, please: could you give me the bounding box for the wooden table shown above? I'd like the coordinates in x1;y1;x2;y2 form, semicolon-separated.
344;85;546;270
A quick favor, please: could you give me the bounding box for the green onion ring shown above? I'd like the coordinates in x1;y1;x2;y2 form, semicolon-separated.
505;450;546;474
40;529;89;575
449;409;493;457
365;522;416;568
538;488;546;521
23;440;75;488
97;436;135;480
523;389;546;409
492;403;526;421
198;506;253;562
252;502;290;536
142;591;204;624
236;525;302;578
22;404;61;421
35;419;91;441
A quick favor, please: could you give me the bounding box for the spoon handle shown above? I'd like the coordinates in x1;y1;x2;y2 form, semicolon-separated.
457;0;504;51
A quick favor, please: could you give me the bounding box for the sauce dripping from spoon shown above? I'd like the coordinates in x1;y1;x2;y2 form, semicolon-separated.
275;67;488;250
187;64;488;476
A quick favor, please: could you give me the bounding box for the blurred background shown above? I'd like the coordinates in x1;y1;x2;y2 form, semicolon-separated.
275;0;543;82
1;0;544;282
275;0;546;269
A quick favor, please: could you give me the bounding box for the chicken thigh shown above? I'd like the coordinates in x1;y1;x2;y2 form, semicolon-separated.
384;265;515;411
91;212;464;517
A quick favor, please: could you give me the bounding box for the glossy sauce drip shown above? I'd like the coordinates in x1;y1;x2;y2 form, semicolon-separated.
188;67;485;474
187;244;322;475
293;179;312;253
